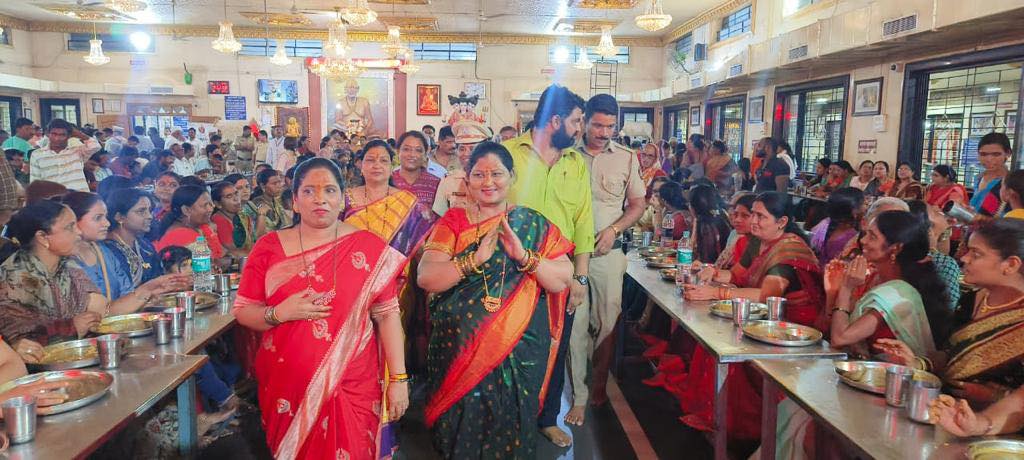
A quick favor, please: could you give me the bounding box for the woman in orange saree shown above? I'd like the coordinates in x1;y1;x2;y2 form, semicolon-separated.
682;192;825;441
233;159;409;460
418;143;574;459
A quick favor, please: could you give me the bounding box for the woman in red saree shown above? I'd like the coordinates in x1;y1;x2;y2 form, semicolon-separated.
154;185;227;261
417;143;574;459
682;192;825;441
925;164;967;209
233;159;409;460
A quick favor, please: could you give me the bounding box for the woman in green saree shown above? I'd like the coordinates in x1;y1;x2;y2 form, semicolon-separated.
417;142;574;459
879;218;1024;405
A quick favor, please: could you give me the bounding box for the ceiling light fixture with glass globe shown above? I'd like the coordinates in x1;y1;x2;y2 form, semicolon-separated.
574;46;594;70
634;0;672;32
106;0;147;14
381;26;407;59
326;18;350;57
211;1;241;54
83;23;110;66
398;49;420;74
269;39;292;66
341;0;377;27
595;25;618;59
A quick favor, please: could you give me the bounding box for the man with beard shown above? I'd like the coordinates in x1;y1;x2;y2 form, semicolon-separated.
753;136;789;193
426;125;458;178
565;94;645;427
503;83;593;448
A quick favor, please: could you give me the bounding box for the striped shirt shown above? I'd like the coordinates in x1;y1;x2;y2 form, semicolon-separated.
29;137;100;191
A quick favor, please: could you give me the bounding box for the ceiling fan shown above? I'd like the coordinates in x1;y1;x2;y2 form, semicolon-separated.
168;0;190;42
33;0;134;21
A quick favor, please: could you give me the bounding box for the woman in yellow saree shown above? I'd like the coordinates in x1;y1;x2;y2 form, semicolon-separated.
417;142;574;459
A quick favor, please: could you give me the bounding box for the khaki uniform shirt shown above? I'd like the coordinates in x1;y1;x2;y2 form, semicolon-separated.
576;139;645;232
432;169;470;217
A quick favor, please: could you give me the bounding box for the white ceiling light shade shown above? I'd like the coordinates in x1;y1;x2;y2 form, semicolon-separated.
326;20;350;57
398;49;420;74
128;31;151;51
341;0;377;27
574;46;594;70
212;21;242;53
83;23;109;66
381;26;406;59
269;39;292;66
595;25;618;59
106;0;147;14
634;0;672;32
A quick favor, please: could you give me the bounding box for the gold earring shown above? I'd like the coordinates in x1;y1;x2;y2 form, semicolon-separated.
890;253;898;262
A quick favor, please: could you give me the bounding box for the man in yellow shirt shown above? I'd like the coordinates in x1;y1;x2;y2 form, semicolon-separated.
503;84;591;448
1001;170;1024;219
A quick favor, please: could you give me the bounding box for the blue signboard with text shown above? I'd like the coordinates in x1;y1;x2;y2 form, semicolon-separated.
224;96;246;121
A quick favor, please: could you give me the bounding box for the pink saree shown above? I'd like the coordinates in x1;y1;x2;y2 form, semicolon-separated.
233;230;407;460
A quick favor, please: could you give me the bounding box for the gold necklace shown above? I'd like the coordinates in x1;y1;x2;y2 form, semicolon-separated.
298;223;339;307
472;204;509;313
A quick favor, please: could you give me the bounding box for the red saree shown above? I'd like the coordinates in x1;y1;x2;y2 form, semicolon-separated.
679;234;825;441
233;231;407;460
925;183;967;208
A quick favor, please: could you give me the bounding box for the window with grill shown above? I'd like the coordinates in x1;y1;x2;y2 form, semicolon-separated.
783;0;817;16
674;33;693;56
0;28;10;46
548;45;629;65
718;5;752;41
407;43;477;61
68;33;155;53
238;39;323;57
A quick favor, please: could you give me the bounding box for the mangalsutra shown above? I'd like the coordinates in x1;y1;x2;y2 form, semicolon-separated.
473;204;509;313
299;223;339;308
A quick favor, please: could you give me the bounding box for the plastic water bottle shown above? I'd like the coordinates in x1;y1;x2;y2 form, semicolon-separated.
661;211;676;248
677;231;693;266
189;236;214;292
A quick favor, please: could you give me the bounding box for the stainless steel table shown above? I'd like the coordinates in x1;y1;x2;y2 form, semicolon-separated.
753;359;971;460
626;255;847;460
6;354;208;460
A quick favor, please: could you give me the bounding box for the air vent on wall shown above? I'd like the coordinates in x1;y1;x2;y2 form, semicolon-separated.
729;64;742;77
150;85;173;94
788;45;808;61
691;76;702;88
882;14;917;37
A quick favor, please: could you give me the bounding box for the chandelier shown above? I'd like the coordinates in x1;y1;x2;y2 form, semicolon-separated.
83;23;109;66
341;0;377;27
381;26;407;58
595;25;618;59
269;39;292;66
106;0;147;14
212;21;242;53
309;56;363;80
574;46;594;70
398;49;420;74
326;19;350;56
634;0;672;32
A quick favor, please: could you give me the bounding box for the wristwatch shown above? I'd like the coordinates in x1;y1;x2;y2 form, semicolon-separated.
574;275;589;286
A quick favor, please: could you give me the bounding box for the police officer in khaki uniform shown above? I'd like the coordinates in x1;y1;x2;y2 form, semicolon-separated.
565;94;646;426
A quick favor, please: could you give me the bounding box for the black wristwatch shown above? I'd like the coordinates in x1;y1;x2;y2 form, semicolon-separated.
574;275;589;286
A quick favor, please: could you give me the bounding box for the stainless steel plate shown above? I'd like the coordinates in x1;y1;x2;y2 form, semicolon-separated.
659;268;677;282
148;291;220;311
968;439;1024;460
741;321;823;347
29;339;99;372
710;301;768;320
90;312;161;337
646;257;677;269
833;360;941;394
639;247;675;258
0;370;113;415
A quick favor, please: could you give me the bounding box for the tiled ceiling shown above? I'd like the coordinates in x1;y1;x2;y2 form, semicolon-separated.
2;0;721;37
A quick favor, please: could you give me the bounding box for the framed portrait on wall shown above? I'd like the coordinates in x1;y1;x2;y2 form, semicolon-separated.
417;84;441;116
276;107;310;139
689;106;701;126
23;108;31;119
1006;110;1017;132
92;98;104;114
748;96;765;123
464;82;486;99
970;113;995;136
852;77;883;116
104;99;122;113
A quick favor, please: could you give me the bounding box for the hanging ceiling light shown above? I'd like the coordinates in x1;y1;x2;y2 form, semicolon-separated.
381;26;407;58
574;46;594;70
211;1;241;54
269;39;292;66
595;25;618;59
83;23;110;66
326;19;350;57
398;49;420;74
341;0;377;27
106;0;147;14
309;56;363;80
634;0;672;32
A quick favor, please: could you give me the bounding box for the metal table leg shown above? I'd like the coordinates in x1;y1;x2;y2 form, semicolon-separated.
760;378;779;460
177;375;198;458
714;362;729;460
